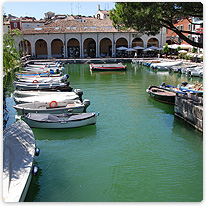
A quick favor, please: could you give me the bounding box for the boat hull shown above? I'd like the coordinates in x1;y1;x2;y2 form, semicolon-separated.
24;113;97;129
147;86;176;104
90;63;126;71
14;102;85;115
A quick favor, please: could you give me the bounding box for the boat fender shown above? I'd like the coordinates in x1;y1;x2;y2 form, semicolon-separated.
49;101;58;108
35;147;40;156
83;99;90;108
32;165;39;176
32;80;38;83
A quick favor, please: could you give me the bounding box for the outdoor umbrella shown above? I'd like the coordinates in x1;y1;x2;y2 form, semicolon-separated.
147;46;158;50
143;48;154;52
116;46;128;51
126;48;136;52
168;44;180;49
133;46;144;50
178;50;187;53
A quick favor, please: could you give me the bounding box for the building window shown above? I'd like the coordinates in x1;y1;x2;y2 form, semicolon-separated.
177;25;179;30
180;25;183;31
84;27;88;29
91;27;96;29
72;27;76;29
188;24;191;31
14;22;17;28
105;26;111;29
67;27;70;29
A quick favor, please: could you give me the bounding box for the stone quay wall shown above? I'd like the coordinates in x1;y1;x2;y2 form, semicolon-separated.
174;93;203;132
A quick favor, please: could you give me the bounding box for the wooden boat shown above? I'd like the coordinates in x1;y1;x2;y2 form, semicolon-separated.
13;100;89;115
90;63;127;71
24;112;98;129
3;120;40;202
146;85;176;104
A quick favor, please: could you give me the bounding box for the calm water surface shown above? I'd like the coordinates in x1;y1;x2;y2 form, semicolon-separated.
5;63;203;202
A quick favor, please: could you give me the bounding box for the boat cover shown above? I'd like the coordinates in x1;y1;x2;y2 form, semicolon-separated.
3;120;35;202
27;113;94;122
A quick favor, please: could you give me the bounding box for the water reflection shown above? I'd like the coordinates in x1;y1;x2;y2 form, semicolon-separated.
32;125;97;141
24;160;41;202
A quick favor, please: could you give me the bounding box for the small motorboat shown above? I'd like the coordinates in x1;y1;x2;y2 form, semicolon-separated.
24;112;99;129
90;63;127;71
146;85;176;104
14;81;72;91
150;61;183;71
13;89;83;99
16;74;69;83
13;99;90;115
13;94;80;104
3;120;40;202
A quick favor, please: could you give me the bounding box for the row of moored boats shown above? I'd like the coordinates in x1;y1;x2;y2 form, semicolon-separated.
4;60;100;202
13;60;99;129
132;59;203;77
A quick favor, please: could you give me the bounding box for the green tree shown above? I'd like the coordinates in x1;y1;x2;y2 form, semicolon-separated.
110;2;203;48
163;43;169;56
3;28;22;75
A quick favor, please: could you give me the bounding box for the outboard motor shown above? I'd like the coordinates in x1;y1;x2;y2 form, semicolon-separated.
74;89;83;102
181;82;188;87
161;82;166;87
60;74;69;82
83;99;90;109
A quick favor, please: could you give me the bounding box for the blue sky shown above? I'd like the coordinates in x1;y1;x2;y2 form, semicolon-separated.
3;1;116;20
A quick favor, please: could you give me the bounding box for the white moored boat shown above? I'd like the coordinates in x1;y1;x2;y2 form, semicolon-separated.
13;94;80;104
16;74;69;83
150;61;183;70
3;120;40;202
14;81;72;91
24;112;98;129
13;100;89;115
13;89;83;99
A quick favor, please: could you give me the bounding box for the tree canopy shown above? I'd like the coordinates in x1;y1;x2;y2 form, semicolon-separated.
3;29;22;74
110;2;203;48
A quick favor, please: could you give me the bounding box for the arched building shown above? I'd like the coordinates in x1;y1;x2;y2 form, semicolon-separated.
16;15;166;58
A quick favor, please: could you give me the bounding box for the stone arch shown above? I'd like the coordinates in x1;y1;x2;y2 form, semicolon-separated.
83;38;96;58
147;37;159;47
35;39;48;59
67;38;80;58
116;37;128;57
19;39;31;56
132;37;144;47
100;38;112;57
51;38;63;58
116;37;128;48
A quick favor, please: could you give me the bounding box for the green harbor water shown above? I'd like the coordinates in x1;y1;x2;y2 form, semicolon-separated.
5;63;203;202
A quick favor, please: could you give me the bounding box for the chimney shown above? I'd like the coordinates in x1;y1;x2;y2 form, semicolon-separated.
98;4;100;11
